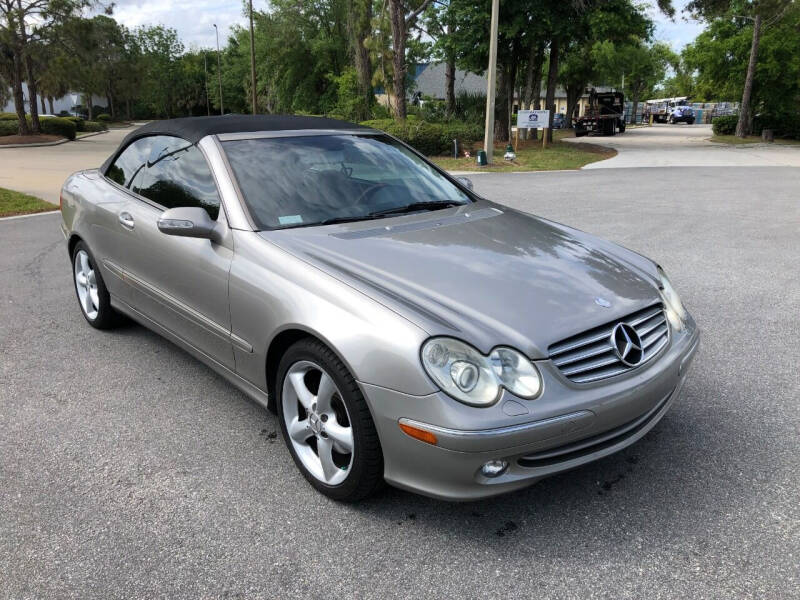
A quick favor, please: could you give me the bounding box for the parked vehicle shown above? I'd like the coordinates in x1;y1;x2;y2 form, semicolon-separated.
61;115;699;502
644;96;691;123
669;105;695;125
575;89;626;136
552;113;566;129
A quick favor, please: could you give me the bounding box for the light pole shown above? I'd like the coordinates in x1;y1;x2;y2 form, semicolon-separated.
249;0;257;115
213;24;224;115
203;52;211;116
483;0;499;164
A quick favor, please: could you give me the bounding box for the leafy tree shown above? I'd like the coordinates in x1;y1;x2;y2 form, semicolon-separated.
0;0;89;134
220;0;350;116
346;0;374;118
559;0;652;125
134;25;184;118
387;0;433;119
420;0;458;114
683;4;800;122
594;41;676;123
686;0;794;136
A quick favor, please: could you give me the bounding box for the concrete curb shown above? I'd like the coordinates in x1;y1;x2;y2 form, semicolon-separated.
0;129;108;149
0;209;59;221
448;169;581;175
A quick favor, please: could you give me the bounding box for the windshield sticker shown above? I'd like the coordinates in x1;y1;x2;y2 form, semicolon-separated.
279;215;303;225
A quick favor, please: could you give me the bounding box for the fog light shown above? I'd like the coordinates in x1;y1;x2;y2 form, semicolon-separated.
481;460;508;478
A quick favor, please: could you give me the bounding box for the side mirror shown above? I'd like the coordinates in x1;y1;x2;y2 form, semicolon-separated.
157;207;223;243
455;176;474;191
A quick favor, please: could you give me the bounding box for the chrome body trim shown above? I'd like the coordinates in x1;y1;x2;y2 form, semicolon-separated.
123;267;253;353
398;411;593;440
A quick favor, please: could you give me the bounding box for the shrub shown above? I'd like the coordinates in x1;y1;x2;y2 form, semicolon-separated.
0;116;78;139
0;120;18;136
453;90;486;124
84;120;108;132
96;113;111;122
360;118;483;156
370;102;391;119
416;99;448;123
753;113;800;140
65;116;86;131
712;115;738;135
325;68;374;123
39;117;77;140
0;112;19;121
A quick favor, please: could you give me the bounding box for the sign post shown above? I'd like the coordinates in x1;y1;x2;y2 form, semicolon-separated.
517;110;551;150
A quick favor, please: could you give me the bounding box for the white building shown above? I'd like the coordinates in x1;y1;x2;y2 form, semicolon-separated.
2;82;107;115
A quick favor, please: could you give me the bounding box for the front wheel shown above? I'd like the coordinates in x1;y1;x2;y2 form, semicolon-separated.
277;338;384;501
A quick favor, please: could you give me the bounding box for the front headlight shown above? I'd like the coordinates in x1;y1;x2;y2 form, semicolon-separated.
658;267;687;329
421;337;542;407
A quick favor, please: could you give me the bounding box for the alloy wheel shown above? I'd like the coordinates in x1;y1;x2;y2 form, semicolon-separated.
74;249;99;320
281;360;354;486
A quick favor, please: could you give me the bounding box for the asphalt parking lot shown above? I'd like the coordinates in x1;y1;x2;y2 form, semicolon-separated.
2;160;798;598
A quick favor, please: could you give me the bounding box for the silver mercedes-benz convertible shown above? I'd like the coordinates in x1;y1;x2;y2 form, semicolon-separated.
60;115;699;501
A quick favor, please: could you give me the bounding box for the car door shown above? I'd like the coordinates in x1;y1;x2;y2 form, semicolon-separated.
92;137;153;301
117;135;235;370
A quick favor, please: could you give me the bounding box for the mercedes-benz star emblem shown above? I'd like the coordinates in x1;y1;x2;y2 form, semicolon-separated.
595;297;611;308
610;322;644;366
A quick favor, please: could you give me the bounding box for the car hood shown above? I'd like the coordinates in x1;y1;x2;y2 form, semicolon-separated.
260;201;661;358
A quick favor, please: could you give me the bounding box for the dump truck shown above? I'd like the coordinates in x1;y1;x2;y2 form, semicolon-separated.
574;89;625;137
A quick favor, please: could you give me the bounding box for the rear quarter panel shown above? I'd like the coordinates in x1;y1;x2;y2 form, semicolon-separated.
60;170;128;297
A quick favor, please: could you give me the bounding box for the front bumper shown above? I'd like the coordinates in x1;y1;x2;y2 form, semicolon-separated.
362;318;699;501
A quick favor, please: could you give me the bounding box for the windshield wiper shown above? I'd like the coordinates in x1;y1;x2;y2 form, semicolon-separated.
316;214;386;226
312;201;462;227
367;201;463;217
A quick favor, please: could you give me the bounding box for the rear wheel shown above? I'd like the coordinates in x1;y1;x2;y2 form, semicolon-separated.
688;118;695;125
619;121;626;133
277;338;383;501
71;241;123;329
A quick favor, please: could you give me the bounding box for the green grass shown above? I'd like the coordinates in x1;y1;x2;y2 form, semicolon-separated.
0;187;58;217
431;129;616;172
710;134;800;146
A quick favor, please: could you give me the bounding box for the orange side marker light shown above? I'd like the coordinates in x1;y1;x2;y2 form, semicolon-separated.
399;422;438;445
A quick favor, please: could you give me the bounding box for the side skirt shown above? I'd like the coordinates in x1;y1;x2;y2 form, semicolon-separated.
111;296;271;411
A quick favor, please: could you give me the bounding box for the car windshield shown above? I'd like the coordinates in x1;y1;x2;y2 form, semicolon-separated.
222;134;472;230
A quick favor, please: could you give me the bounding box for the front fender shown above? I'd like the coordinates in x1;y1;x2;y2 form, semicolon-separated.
229;231;436;397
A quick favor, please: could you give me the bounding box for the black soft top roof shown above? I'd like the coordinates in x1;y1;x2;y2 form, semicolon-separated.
101;115;374;173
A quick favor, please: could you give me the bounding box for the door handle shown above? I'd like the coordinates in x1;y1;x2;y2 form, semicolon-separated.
118;211;135;230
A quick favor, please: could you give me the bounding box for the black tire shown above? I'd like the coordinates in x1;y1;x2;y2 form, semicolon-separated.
575;128;588;138
71;241;124;330
688;118;695;125
619;121;626;133
276;338;384;502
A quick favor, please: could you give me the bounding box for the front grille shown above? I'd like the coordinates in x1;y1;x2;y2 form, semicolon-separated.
549;303;669;384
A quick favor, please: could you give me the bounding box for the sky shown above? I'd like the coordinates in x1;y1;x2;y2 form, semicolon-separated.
105;0;706;52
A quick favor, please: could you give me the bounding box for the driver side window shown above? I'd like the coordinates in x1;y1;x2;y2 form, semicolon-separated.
107;135;221;220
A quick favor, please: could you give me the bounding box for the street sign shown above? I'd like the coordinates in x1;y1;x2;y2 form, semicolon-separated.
517;109;550;128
